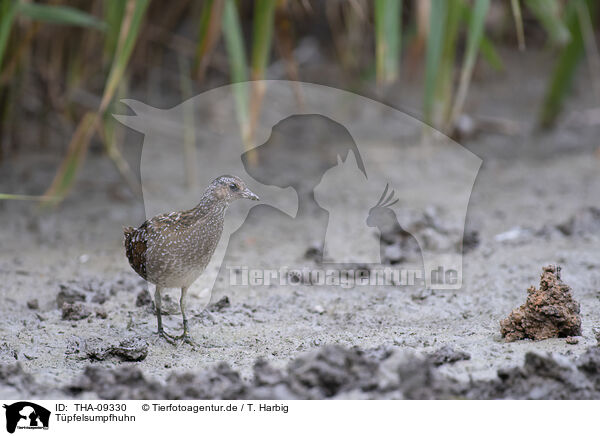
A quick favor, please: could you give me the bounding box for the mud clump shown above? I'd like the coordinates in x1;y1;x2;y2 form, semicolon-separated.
75;337;149;362
164;363;245;399
56;275;146;310
68;366;163;399
500;265;582;342
378;207;478;266
284;346;379;398
426;346;471;366
462;229;480;253
379;225;422;265
109;338;149;362
0;342;19;361
304;242;323;263
61;302;91;320
556;206;600;237
56;285;86;308
208;296;230;312
67;345;463;400
29;344;600;399
69;362;245;400
470;347;600;399
0;364;38;398
135;289;152;307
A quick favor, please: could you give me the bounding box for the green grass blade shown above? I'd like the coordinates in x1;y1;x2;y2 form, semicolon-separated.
525;0;570;46
539;0;595;127
44;0;149;203
448;0;490;129
197;0;216;62
98;0;148;196
480;35;503;70
251;0;276;80
103;0;126;58
17;2;106;30
222;0;251;153
222;0;248;84
101;0;149;112
193;0;223;80
0;0;17;71
460;1;502;71
423;0;447;126
438;0;461;125
576;0;600;100
0;193;59;201
247;0;276;160
510;0;526;50
375;0;402;86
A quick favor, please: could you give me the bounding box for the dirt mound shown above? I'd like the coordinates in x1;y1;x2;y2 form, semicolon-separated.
68;361;246;400
500;265;582;342
67;345;464;400
557;206;600;237
278;346;379;398
470;347;600;399
377;207;480;266
61;302;91;320
0;364;35;389
0;364;40;398
247;345;464;399
68;366;164;399
425;345;471;366
66;336;148;362
165;363;246;399
27;343;600;399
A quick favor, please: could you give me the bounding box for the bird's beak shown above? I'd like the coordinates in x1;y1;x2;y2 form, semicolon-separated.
243;188;260;201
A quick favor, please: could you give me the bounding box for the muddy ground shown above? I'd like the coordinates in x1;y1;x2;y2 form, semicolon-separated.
1;49;600;399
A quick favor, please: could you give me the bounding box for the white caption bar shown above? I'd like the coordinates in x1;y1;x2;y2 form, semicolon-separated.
1;400;593;435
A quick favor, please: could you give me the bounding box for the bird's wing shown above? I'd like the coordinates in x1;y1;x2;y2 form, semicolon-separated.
123;221;149;279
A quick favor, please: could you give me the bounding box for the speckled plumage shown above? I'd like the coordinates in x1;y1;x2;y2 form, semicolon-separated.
124;197;226;289
124;175;259;345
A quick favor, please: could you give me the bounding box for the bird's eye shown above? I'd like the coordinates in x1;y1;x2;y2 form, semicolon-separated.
229;183;239;191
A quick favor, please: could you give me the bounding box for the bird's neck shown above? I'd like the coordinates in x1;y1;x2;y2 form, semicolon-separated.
192;192;228;220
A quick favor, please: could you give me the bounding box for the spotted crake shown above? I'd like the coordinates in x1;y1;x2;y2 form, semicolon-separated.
124;175;259;346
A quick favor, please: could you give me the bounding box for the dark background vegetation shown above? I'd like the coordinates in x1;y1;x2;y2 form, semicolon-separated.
0;0;599;202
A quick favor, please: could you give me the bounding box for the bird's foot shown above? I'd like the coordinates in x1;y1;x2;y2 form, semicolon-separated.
154;329;177;345
182;335;200;349
172;332;200;348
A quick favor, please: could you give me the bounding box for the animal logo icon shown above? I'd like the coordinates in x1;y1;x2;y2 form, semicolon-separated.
3;402;50;434
367;183;400;228
367;184;423;268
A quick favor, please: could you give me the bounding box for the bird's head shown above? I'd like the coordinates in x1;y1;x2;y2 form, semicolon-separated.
209;175;260;204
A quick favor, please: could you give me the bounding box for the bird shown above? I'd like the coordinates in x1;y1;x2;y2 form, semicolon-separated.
124;175;259;346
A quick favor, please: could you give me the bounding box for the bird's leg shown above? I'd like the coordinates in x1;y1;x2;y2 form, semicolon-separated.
175;286;199;347
154;286;176;344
